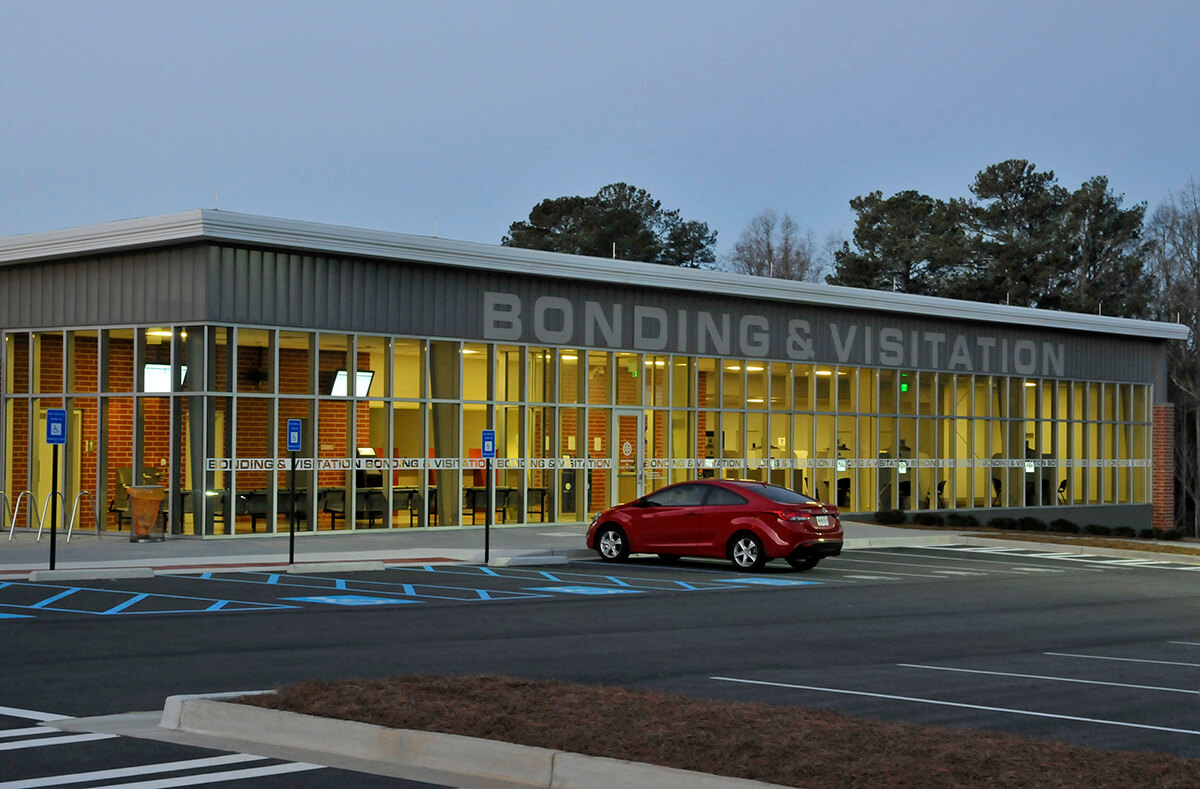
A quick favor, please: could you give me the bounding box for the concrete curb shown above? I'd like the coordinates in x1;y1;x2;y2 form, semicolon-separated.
162;696;787;789
28;567;155;582
285;560;386;574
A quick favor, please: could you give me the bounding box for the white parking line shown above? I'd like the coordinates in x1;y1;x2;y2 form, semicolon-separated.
0;733;116;751
823;560;946;578
74;762;323;788
854;550;1078;574
710;676;1200;736
0;754;265;789
0;727;62;739
1168;641;1200;647
898;663;1199;694
1046;652;1200;668
0;705;66;722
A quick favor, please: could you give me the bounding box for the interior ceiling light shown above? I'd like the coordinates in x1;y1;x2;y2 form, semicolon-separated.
747;397;765;403
815;370;834;376
1025;381;1038;387
746;365;764;371
726;365;742;372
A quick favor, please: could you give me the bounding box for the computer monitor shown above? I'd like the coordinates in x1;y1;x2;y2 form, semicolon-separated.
356;446;383;488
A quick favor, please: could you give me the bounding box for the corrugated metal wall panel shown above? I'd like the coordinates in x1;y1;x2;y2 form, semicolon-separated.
0;245;210;328
0;240;1167;387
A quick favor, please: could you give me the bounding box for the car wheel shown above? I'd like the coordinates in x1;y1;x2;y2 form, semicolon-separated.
787;556;820;572
729;533;766;571
657;553;681;563
596;526;630;562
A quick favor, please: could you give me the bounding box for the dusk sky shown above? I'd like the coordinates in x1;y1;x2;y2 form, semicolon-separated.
3;0;1197;266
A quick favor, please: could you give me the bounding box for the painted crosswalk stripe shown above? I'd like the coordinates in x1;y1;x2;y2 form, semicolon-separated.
0;753;265;788
0;732;115;751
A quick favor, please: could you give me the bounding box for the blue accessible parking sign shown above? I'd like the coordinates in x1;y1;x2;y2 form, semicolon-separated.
287;418;302;452
46;409;66;445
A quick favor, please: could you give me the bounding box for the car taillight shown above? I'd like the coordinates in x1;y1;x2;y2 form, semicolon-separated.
771;510;808;522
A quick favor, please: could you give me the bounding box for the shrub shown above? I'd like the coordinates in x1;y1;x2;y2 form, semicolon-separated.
944;513;980;528
914;513;944;527
1049;519;1079;534
1138;528;1158;540
1018;517;1048;532
1083;524;1112;536
875;509;907;525
1160;529;1184;541
988;517;1017;531
1112;526;1136;538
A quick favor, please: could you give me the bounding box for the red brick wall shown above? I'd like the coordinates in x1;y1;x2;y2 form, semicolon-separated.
1152;403;1175;530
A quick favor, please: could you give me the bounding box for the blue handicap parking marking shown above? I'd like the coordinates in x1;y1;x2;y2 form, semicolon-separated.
0;612;32;619
284;594;420;606
0;580;296;616
526;585;643;596
715;578;822;587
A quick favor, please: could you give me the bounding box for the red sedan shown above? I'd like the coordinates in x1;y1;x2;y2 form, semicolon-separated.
586;479;843;571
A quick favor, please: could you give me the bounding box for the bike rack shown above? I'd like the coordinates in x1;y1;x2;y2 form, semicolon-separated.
0;492;10;540
7;490;39;541
35;490;66;542
66;491;100;542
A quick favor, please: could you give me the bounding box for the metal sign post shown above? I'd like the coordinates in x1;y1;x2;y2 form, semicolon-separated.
46;409;66;571
287;419;302;566
481;429;496;565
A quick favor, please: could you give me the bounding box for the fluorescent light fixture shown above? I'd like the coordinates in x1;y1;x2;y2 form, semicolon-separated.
747;398;765;403
143;363;185;393
726;365;742;371
815;369;834;376
746;365;764;371
1024;381;1038;387
330;370;375;396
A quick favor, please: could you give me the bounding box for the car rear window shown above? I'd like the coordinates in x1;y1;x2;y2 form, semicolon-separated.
751;484;817;505
703;486;749;506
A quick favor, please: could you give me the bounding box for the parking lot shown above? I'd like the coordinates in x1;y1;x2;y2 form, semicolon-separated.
4;544;1200;621
6;544;1200;760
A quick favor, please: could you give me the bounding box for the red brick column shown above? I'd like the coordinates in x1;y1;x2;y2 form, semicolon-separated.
1152;403;1175;531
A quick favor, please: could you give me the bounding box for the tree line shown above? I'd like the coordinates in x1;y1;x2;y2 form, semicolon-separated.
502;165;1200;532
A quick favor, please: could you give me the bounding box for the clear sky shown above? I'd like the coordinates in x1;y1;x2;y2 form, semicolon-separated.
2;0;1197;265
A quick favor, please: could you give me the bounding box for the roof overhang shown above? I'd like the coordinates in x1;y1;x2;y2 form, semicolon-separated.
0;209;1189;342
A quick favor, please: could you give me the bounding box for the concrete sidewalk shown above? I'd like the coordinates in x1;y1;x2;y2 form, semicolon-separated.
6;520;1194;580
1;520;952;578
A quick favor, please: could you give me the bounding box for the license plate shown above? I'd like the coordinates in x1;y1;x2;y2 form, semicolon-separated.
815;515;830;527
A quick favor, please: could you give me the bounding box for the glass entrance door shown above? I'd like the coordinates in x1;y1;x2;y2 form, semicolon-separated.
614;409;645;505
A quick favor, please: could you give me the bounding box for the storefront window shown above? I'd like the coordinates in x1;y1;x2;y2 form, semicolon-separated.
392;338;423;399
238;328;275;394
615;352;641;406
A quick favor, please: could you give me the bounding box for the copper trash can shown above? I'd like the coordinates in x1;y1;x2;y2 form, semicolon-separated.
126;485;167;542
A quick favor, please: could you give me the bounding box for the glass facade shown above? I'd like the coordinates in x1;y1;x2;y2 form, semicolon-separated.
1;324;1153;537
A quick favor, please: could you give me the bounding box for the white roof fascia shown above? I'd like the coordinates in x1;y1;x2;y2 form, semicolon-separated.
0;209;1190;342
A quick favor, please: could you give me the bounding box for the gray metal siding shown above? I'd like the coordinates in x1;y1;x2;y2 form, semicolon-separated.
0;240;1168;386
0;245;209;328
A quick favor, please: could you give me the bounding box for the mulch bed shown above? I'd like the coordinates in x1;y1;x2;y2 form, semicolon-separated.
239;674;1200;788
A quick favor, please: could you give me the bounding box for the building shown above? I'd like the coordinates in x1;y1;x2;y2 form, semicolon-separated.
0;210;1188;537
